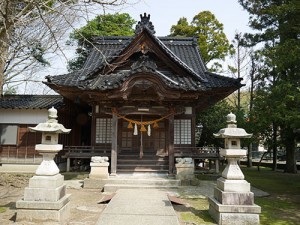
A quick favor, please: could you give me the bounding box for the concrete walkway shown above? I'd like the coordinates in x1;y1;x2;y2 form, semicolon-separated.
96;189;180;225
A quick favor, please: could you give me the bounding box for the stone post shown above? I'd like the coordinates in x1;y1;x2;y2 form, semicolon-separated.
208;113;261;225
84;156;110;189
175;157;194;185
16;107;71;223
89;156;110;179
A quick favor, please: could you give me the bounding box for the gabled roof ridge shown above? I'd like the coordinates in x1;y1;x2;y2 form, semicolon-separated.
82;37;134;81
142;28;207;82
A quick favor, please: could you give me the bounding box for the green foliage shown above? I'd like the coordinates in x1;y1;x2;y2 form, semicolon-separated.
170;11;234;69
68;13;135;71
239;0;300;172
197;100;233;146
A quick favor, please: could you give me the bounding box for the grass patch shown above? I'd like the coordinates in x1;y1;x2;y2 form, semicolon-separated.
177;166;300;225
256;197;300;225
62;172;89;180
242;166;300;195
242;166;300;225
0;207;7;213
175;199;216;225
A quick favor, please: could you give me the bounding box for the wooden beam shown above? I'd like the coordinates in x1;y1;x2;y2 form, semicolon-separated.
110;113;118;176
168;114;175;175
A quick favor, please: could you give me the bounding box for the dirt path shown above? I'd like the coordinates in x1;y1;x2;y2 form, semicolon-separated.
0;174;106;225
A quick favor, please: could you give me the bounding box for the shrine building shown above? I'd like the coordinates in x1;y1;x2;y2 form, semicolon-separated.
0;14;242;175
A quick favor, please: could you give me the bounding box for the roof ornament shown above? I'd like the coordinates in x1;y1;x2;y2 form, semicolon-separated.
131;55;157;72
135;13;155;35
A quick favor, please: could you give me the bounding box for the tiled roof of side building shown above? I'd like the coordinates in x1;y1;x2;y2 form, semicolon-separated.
0;95;63;109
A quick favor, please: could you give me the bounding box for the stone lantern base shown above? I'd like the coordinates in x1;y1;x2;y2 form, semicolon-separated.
16;173;70;222
208;170;261;225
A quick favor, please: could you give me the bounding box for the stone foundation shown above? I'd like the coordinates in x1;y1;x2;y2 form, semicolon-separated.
209;197;260;225
84;157;109;189
16;174;70;222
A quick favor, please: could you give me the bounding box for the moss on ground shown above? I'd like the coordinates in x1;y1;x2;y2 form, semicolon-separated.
176;166;300;225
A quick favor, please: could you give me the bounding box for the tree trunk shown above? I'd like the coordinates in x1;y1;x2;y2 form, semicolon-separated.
272;122;278;171
0;0;13;96
247;143;252;167
284;128;297;173
0;37;9;95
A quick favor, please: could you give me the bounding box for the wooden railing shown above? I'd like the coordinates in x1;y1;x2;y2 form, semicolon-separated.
174;146;220;158
62;146;111;158
0;145;42;164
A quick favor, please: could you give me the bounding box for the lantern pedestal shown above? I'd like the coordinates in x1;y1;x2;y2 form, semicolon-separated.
16;145;70;222
16;107;71;223
208;154;261;225
208;113;261;225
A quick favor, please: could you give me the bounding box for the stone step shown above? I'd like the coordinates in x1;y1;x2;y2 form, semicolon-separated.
118;160;169;166
118;156;167;160
102;178;180;186
117;165;169;172
104;184;179;192
118;159;168;164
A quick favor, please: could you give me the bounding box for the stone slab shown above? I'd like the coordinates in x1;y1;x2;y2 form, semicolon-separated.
104;184;178;192
208;197;261;214
16;201;70;222
16;194;70;210
28;174;64;188
214;187;254;205
84;178;107;189
209;203;260;225
220;149;247;157
24;184;66;202
217;177;251;192
96;189;180;225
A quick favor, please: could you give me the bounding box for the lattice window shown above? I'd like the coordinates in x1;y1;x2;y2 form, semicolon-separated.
0;124;18;145
95;118;112;144
174;119;191;144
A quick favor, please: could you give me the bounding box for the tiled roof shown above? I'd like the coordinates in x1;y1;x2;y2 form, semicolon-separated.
46;35;241;91
0;95;63;109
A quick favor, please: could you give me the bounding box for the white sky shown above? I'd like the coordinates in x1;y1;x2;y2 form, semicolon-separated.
21;0;252;94
117;0;251;41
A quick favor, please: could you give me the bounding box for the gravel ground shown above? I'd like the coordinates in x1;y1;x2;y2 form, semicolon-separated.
0;174;106;225
0;174;268;225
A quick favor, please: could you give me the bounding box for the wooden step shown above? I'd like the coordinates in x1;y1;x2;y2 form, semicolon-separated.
117;152;169;173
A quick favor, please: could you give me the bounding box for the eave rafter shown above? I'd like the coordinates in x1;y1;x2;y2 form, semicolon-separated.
107;74;181;101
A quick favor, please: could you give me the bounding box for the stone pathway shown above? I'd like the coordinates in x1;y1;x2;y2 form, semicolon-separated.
96;189;180;225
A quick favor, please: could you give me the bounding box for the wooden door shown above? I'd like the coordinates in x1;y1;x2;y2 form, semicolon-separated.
120;119;166;155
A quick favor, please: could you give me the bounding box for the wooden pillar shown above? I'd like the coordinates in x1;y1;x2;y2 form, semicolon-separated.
66;158;70;172
215;158;220;173
168;114;175;175
110;113;118;176
90;104;97;146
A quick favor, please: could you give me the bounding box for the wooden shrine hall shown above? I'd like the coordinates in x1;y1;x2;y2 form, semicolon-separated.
45;13;242;175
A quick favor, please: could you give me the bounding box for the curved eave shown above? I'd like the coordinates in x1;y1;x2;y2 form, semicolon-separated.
214;128;253;139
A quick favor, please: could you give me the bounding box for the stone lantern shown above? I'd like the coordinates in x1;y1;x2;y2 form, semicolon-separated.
208;112;261;225
28;106;71;175
16;107;71;222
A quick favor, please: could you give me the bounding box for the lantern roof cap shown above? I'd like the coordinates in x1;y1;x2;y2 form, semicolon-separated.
29;107;71;133
214;112;252;138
